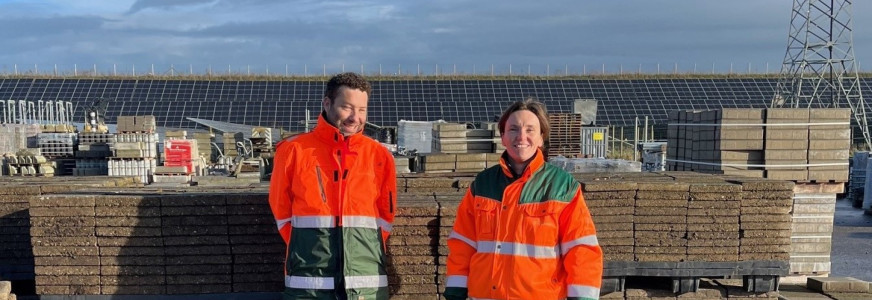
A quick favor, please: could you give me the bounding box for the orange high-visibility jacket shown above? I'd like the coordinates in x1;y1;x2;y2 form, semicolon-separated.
444;149;602;300
269;113;397;300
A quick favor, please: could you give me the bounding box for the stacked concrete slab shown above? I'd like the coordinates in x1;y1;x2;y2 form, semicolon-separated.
30;195;99;295
729;178;794;263
192;132;214;163
667;109;765;178
162;195;232;294
849;151;869;208
436;195;461;300
581;180;636;262
764;108;810;181
95;195;165;295
418;153;499;174
807;109;851;182
225;194;284;292
388;195;441;298
432;123;493;154
686;182;742;262
634;182;689;262
0;124;40;154
0;186;40;286
790;184;842;275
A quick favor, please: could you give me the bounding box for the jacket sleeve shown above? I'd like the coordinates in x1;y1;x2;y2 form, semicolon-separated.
559;186;603;300
443;187;477;300
376;148;397;243
268;141;294;245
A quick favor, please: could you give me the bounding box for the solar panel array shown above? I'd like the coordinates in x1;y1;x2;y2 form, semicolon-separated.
0;78;870;133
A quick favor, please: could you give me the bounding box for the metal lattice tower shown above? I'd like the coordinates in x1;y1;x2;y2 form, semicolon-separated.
772;0;871;149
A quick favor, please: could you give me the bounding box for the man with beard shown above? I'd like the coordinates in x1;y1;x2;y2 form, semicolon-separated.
269;72;397;300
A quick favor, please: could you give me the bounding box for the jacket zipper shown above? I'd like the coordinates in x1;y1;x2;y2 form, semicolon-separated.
315;166;327;203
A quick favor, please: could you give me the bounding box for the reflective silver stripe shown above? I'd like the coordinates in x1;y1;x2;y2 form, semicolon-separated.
343;216;378;229
292;216;334;228
560;234;599;255
568;284;600;299
275;217;292;230
448;231;477;248
477;241;559;258
345;275;388;288
377;217;392;233
445;275;468;288
285;275;334;289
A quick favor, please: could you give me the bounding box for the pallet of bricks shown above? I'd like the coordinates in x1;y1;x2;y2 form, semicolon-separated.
432;122;493;154
548;113;583;158
74;132;113;176
109;116;157;184
572;172;790;298
666;109;765;178
418;153;500;173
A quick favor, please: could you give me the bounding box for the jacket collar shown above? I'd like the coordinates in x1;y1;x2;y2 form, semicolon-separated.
499;148;545;180
313;111;364;144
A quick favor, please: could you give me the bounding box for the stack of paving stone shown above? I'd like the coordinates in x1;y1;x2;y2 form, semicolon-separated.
30;195;99;295
633;182;689;262
0;124;40;154
160;194;232;294
686;182;741;262
849;151;869;208
579;178;636;262
764;108;810;181
222;132;243;157
789;184;839;275
401;177;462;196
666;110;690;171
388;195;441;299
729;178;794;263
672;109;766;177
95;195;165;295
454;153;488;173
420;154;456;173
418;153;495;173
193;132;214;163
435;196;461;300
0;186;40;288
432;123;493;154
484;122;505;154
807;108;851;182
74;132;112;176
0;281;15;300
225;193;284;293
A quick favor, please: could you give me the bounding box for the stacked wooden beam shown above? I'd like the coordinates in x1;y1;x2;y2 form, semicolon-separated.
388;195;440;299
807;109;851;182
633;182;689;262
548;113;584;158
96;195;165;295
580;179;636;262
225;193;284;293
686;183;742;262
30;195;99;295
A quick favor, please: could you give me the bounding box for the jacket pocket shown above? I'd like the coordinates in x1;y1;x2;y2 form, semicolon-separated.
473;197;500;239
519;202;563;245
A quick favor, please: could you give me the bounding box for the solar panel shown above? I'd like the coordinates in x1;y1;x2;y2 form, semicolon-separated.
1;77;871;134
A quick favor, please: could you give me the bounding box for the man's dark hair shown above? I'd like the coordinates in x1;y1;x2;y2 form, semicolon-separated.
324;72;372;100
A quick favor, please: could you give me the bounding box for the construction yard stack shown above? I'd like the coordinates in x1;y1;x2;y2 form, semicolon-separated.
848;151;868;208
706;109;765;177
789;183;841;276
225;193;284;293
0;186;40;289
731;178;794;263
30;195;99;295
578;176;636;263
95;195;165;295
687;182;742;262
432;123;493;154
764;109;810;181
192;132;214;163
436;193;462;300
109;116;158;184
807;108;851;182
74;133;112;176
633;181;689;263
388;195;441;299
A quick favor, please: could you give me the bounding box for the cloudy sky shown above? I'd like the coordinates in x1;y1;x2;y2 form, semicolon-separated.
1;0;871;76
